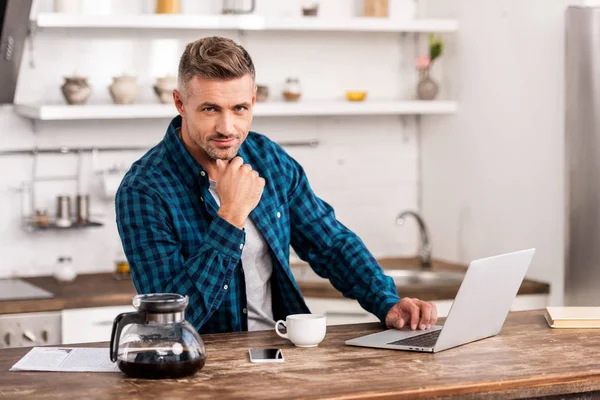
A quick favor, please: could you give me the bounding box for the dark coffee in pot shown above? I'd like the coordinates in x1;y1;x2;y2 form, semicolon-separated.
117;350;205;379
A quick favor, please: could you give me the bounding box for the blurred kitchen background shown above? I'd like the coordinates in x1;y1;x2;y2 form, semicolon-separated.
2;0;599;347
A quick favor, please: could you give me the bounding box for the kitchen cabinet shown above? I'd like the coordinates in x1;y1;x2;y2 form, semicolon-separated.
61;305;134;345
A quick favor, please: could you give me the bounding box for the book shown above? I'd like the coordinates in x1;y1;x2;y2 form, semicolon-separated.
544;306;600;328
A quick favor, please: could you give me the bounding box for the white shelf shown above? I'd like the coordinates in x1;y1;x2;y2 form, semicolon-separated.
33;14;458;33
15;101;457;121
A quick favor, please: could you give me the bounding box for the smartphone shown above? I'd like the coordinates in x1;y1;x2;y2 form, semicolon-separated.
248;348;284;363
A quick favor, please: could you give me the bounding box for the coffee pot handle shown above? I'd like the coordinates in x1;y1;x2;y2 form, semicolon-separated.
110;312;146;362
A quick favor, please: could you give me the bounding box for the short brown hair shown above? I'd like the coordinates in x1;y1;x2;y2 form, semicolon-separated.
178;36;255;95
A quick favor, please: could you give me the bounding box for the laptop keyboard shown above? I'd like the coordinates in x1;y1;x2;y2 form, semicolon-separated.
388;330;441;348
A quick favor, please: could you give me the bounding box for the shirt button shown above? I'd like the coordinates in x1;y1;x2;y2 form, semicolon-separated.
223;284;228;290
242;308;247;314
276;212;281;219
200;197;204;202
240;243;244;249
200;171;206;177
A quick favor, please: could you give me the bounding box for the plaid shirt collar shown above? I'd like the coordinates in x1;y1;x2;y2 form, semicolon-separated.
164;115;207;189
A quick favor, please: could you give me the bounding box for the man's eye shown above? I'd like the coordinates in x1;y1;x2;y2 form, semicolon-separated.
234;106;247;112
202;107;216;112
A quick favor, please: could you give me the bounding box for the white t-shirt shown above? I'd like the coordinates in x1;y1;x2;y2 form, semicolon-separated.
208;180;275;331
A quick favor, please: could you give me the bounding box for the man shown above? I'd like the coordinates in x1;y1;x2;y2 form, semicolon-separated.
116;36;437;334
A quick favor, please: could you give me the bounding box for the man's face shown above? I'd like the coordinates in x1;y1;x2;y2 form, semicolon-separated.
174;74;256;161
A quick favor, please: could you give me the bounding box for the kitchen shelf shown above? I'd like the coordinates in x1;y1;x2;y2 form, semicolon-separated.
15;101;458;121
23;220;104;231
32;13;458;33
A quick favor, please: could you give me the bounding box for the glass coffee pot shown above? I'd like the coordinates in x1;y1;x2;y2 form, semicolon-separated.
110;293;206;379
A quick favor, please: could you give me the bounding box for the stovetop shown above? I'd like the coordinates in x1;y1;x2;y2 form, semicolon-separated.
0;279;54;301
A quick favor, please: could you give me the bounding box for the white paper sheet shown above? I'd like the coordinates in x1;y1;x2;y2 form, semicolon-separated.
9;347;120;373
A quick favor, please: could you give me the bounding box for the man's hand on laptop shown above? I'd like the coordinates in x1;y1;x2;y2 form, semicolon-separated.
385;297;438;331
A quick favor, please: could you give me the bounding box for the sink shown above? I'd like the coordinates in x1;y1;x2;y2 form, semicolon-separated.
384;269;465;286
290;264;465;287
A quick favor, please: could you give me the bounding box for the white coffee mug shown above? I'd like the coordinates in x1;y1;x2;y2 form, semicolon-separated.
275;314;326;348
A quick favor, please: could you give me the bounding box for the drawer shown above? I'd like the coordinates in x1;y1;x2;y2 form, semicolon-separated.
61;305;135;344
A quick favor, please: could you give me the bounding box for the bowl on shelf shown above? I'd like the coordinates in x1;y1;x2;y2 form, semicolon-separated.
302;5;319;16
345;91;368;102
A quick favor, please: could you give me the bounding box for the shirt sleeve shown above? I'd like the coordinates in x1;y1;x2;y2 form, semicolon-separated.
115;184;245;328
285;156;400;324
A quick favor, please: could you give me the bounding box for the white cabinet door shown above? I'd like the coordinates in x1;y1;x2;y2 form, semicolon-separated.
61;305;135;344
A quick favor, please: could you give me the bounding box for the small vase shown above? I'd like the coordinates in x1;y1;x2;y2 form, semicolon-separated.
417;67;439;100
153;75;177;104
109;75;139;105
61;76;92;105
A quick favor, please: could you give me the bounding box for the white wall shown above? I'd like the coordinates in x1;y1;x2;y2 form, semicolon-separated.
420;0;575;305
0;0;427;278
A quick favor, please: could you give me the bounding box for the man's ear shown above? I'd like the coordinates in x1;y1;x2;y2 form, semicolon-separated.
173;89;185;117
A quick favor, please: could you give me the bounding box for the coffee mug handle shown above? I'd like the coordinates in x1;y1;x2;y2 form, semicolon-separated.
275;320;288;339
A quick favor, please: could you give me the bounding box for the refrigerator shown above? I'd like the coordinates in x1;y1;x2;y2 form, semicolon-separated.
565;6;600;305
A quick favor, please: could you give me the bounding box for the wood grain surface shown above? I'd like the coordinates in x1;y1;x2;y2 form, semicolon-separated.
0;258;549;315
1;311;599;400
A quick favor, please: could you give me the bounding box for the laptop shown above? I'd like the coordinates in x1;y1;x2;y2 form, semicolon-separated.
345;248;536;353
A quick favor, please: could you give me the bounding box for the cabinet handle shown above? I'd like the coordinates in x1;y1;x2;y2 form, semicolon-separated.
325;312;370;317
93;321;114;327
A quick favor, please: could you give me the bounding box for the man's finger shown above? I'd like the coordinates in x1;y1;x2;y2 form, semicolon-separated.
214;159;227;179
409;303;420;330
418;301;432;330
429;304;438;329
229;156;244;169
395;316;405;329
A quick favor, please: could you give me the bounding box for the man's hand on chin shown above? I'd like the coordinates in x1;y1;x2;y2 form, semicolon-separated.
385;297;438;330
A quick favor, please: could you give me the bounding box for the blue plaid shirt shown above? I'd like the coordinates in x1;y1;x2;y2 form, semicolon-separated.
116;116;400;334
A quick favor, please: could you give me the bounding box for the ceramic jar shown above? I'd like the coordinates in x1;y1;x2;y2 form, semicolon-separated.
256;84;269;102
283;78;301;102
54;256;77;283
155;0;180;14
61;76;92;105
153;76;177;104
109;75;139;105
362;0;389;17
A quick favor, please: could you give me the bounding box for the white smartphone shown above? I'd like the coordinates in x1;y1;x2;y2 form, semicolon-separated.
248;348;284;363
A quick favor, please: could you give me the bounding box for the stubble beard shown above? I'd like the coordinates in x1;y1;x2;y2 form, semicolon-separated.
187;122;241;161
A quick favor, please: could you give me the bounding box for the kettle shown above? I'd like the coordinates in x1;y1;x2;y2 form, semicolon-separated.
110;293;206;379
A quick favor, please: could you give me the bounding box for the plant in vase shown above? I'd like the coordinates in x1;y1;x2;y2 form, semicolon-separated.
416;33;444;100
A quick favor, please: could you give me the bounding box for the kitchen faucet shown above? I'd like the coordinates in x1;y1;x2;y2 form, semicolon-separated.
396;210;432;268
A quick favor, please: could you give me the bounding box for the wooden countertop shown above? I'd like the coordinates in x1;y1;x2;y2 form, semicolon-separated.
1;310;599;399
0;257;550;315
0;273;137;314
